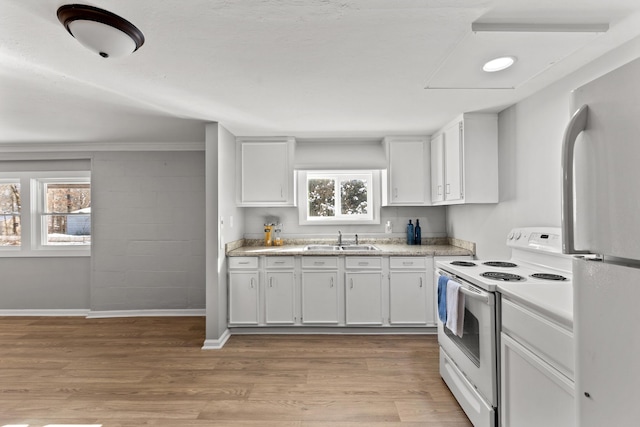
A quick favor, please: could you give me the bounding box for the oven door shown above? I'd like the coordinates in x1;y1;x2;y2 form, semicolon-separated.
436;270;497;406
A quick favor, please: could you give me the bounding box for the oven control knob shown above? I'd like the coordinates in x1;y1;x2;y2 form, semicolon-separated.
508;232;514;240
515;232;522;240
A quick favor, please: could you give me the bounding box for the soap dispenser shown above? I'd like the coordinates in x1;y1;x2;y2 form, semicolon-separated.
406;220;415;245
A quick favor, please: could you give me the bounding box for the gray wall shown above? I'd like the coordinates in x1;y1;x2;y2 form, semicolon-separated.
447;38;640;259
0;257;90;309
91;151;206;311
0;150;207;312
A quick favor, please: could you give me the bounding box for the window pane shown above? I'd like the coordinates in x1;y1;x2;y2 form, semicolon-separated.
340;179;368;215
308;179;335;217
46;214;91;245
44;183;91;246
45;183;91;213
0;183;21;246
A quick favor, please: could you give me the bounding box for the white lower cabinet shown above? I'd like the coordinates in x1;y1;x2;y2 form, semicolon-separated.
229;271;259;325
500;297;575;427
388;257;434;325
301;271;339;324
345;262;383;325
228;254;451;328
265;271;296;324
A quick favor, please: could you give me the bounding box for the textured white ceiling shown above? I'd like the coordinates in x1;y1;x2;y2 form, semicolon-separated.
2;0;640;143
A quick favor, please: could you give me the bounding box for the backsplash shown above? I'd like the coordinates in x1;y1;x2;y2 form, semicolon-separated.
242;205;447;240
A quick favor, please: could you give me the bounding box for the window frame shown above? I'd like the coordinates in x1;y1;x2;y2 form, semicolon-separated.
297;170;381;225
0;170;91;257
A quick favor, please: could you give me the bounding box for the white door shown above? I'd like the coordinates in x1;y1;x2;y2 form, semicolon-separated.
229;271;259;325
345;272;383;325
301;271;339;324
430;134;444;203
389;140;426;204
389;271;427;324
501;333;575;427
265;271;296;324
444;121;463;201
574;257;640;427
241;142;289;203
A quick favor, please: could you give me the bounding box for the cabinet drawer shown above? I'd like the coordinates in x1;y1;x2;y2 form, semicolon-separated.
265;257;295;269
301;257;339;269
228;257;258;269
345;257;382;270
502;298;574;379
390;257;427;269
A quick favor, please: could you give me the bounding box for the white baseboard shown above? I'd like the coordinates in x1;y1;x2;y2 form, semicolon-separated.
87;309;205;318
0;309;90;316
202;328;231;350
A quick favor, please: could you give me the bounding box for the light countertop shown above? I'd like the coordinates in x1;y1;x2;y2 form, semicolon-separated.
498;282;573;329
227;242;474;257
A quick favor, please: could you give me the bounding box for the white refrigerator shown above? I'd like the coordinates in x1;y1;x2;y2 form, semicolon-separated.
562;56;640;427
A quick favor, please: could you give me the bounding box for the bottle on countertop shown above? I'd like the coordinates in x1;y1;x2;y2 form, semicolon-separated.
406;220;415;245
415;219;422;245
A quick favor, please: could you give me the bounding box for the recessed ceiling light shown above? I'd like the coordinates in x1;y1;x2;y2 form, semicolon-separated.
483;56;516;72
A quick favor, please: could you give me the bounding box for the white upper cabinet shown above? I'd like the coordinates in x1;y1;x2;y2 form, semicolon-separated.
382;136;431;206
236;137;296;206
430;113;498;205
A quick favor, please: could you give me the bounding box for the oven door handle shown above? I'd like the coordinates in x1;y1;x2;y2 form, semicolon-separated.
459;286;490;304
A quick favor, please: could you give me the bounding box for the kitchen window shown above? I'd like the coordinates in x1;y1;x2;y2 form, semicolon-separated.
0;170;91;257
298;170;380;225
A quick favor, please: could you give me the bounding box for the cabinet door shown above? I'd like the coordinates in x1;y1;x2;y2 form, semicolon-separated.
345;272;383;325
229;272;259;325
265;271;296;324
239;141;292;205
389;271;428;325
388;139;428;204
301;271;339;324
443;121;463;201
430;134;444;203
501;333;575;427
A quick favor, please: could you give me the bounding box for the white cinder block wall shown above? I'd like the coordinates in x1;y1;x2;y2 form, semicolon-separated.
91;151;206;312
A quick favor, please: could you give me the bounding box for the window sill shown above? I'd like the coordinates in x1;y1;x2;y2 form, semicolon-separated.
0;248;91;258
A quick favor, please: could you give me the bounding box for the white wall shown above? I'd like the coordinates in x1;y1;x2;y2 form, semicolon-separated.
205;123;243;343
91;151;206;311
243;205;447;241
447;37;640;259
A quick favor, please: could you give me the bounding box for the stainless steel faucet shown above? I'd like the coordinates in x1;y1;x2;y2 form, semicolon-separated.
338;230;342;245
355;234;359;245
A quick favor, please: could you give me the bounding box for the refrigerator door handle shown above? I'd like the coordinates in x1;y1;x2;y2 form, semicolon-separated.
561;104;591;255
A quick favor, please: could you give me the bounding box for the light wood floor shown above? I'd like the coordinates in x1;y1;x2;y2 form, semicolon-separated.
0;316;472;427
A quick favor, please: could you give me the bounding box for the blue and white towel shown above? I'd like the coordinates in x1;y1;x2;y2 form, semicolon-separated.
445;279;465;338
437;275;449;323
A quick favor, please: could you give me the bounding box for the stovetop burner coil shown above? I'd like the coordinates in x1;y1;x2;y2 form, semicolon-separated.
481;271;525;281
530;273;568;281
450;261;477;267
483;261;518;268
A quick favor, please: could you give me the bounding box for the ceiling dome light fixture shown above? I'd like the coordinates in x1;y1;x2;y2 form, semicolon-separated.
482;56;516;72
57;4;145;58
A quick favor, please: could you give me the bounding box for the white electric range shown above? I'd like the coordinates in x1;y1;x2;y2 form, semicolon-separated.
435;227;572;427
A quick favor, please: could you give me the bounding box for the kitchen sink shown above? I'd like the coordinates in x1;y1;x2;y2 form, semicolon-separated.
303;244;343;251
302;244;380;251
339;244;380;251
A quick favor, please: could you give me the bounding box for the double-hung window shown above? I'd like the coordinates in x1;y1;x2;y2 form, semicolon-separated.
0;169;91;256
298;170;380;225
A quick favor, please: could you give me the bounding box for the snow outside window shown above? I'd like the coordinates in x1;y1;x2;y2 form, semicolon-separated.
0;180;21;247
0;171;91;257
